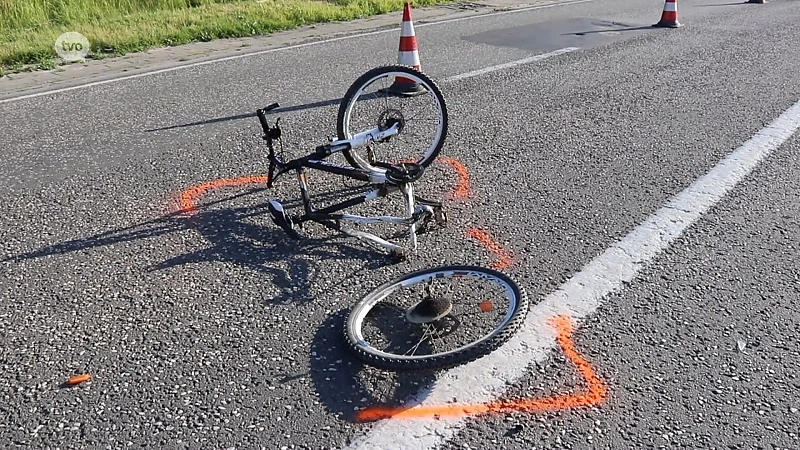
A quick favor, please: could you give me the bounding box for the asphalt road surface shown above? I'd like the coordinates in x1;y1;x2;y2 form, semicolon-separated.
2;0;799;448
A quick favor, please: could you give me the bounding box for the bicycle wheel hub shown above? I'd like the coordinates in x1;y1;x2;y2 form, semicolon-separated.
405;296;453;324
378;109;405;133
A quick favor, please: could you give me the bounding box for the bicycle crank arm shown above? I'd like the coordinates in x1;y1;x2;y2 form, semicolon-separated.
414;195;443;208
326;206;434;226
342;228;408;262
334;213;415;225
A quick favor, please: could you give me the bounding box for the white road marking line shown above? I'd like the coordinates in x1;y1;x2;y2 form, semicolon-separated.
0;0;591;105
344;99;800;450
444;47;580;82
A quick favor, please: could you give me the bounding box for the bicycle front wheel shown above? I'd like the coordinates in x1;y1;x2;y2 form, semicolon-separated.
336;65;448;171
344;265;529;372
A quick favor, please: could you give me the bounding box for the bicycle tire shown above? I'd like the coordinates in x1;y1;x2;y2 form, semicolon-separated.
344;265;529;372
336;65;449;171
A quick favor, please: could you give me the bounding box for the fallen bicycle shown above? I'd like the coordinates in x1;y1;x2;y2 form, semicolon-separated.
252;65;529;371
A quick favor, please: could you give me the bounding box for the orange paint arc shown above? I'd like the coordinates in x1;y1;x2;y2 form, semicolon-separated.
170;155;473;215
393;157;473;200
436;157;473;199
466;227;515;269
174;175;271;213
355;315;608;422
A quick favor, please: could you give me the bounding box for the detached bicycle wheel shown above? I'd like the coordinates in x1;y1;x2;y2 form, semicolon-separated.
344;265;529;372
336;65;448;171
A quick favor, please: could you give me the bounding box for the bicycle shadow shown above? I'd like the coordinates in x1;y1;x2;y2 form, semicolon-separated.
144;98;343;132
3;192;394;305
153;202;393;304
145;91;391;132
308;308;438;423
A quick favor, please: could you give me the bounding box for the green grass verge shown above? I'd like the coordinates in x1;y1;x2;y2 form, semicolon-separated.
0;0;454;76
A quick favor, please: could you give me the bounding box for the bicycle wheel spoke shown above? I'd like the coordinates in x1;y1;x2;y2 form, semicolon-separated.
404;324;435;356
404;116;441;124
398;102;432;125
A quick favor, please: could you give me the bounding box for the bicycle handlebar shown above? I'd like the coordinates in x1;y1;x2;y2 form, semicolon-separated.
256;103;281;189
256;103;280;135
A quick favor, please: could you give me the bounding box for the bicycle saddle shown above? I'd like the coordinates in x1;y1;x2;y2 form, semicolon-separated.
372;161;425;184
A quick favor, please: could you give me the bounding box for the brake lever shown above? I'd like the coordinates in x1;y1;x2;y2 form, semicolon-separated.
270;117;282;139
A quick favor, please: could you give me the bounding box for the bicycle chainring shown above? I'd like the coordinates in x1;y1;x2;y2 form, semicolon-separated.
384;162;425;184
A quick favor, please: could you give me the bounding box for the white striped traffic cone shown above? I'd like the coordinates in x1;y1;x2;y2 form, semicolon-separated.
386;2;426;96
652;0;681;28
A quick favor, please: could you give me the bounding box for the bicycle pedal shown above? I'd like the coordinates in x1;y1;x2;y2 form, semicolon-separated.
435;209;448;227
389;248;407;263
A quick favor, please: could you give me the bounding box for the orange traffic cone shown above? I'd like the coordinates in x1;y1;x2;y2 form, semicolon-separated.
653;0;681;28
385;2;426;96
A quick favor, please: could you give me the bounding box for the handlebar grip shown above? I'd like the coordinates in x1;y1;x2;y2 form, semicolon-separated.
265;103;279;111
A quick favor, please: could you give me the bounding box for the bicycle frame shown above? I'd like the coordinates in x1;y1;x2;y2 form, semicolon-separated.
255;104;446;259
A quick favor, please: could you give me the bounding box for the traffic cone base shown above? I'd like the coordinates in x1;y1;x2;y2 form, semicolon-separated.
653;0;681;28
652;19;682;28
382;81;427;97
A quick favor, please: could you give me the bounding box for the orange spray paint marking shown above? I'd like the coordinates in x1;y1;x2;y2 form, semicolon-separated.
171;155;471;215
175;175;270;214
355;315;608;422
392;157;472;200
466;227;515;270
66;374;92;386
436;157;473;199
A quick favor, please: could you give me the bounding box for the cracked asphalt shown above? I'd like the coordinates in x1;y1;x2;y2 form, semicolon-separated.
1;0;799;448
